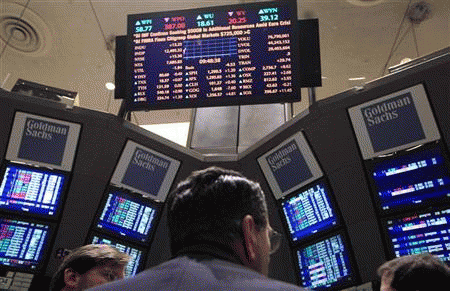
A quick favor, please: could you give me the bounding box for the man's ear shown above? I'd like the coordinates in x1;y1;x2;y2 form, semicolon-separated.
63;268;81;289
242;214;258;263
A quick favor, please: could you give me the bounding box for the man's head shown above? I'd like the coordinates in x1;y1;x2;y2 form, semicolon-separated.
50;244;130;291
167;166;277;275
377;253;450;291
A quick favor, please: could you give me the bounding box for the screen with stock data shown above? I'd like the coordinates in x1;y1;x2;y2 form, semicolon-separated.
0;218;53;272
296;233;356;290
126;1;300;110
280;180;338;243
89;233;146;277
367;143;450;214
0;163;66;218
382;208;450;262
94;188;162;244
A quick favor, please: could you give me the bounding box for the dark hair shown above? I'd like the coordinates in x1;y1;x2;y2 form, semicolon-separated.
167;166;268;254
377;253;450;291
49;244;130;291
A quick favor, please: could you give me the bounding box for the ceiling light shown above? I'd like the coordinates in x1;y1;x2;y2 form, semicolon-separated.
348;77;366;81
105;82;115;90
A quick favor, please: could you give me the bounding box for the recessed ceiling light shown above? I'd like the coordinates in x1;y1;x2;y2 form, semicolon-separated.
348;77;366;81
105;82;115;90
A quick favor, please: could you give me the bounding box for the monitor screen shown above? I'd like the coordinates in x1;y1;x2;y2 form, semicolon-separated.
0;162;67;218
93;187;162;244
88;233;146;277
126;1;300;111
366;142;450;215
280;180;339;244
0;218;53;272
295;232;357;290
382;207;450;263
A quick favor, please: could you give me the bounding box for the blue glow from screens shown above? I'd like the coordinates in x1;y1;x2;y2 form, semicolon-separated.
281;181;338;242
91;235;143;277
0;164;66;217
385;208;450;262
0;218;50;270
96;191;158;243
127;2;299;110
297;234;354;290
371;145;450;212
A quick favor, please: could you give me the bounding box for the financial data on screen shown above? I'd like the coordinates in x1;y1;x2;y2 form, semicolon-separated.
369;144;450;214
0;218;51;271
384;208;450;262
297;234;355;290
0;163;66;217
95;190;160;243
281;181;338;243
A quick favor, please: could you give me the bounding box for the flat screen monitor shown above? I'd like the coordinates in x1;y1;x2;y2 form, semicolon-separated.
295;232;358;290
348;84;440;159
87;232;146;277
125;1;300;111
0;217;54;272
0;162;68;219
258;131;323;200
366;142;450;215
92;186;162;244
382;207;450;263
280;179;339;244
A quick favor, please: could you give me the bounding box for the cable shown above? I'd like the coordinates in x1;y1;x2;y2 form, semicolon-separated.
88;0;115;65
379;0;413;76
0;0;32;61
411;22;420;57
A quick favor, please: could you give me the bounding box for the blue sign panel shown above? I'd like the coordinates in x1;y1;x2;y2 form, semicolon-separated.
361;92;425;152
265;140;313;193
121;147;171;196
17;118;70;166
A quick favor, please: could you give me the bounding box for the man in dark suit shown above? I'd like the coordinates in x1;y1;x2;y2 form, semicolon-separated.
89;167;306;291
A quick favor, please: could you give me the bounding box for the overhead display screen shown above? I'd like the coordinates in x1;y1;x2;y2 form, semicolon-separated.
0;162;67;218
348;84;440;159
93;187;162;244
366;143;450;215
295;233;357;290
0;218;53;272
126;1;300;111
280;180;339;244
382;208;450;262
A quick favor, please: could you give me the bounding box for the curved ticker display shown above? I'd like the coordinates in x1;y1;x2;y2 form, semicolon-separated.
126;1;300;110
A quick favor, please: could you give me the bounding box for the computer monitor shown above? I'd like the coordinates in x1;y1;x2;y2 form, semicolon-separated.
366;142;450;215
92;186;163;245
279;179;340;245
294;232;358;290
0;217;54;273
87;232;147;277
125;1;300;111
0;162;68;219
381;207;450;263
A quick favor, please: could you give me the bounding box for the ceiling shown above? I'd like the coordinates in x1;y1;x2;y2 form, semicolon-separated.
0;0;448;126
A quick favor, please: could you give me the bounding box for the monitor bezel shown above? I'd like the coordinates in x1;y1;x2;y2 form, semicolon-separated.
5;111;82;172
0;215;57;274
364;140;450;216
292;230;360;290
380;206;450;264
85;231;149;277
0;160;70;220
258;130;323;200
277;177;342;246
91;185;164;246
348;83;440;160
110;139;180;202
124;0;301;111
